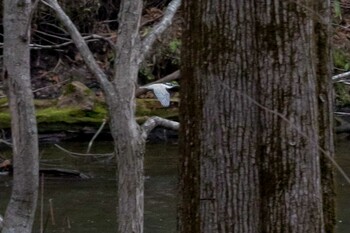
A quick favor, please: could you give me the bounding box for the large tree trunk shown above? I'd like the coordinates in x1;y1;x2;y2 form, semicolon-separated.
2;1;39;232
179;1;261;232
256;1;327;231
179;1;334;232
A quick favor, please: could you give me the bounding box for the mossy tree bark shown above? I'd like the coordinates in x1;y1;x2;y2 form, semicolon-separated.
2;1;39;233
179;1;334;232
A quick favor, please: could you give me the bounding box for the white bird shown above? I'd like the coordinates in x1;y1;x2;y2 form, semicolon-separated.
140;83;179;107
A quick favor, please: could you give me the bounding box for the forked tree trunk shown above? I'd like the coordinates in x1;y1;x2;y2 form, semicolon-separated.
42;0;181;232
179;1;334;232
2;1;39;232
106;2;145;232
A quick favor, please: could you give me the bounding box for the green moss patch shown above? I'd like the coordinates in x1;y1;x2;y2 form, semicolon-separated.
36;106;107;124
135;99;179;119
0;112;11;128
0;98;178;132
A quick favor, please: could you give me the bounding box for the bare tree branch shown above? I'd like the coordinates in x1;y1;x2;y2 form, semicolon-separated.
141;116;179;140
38;22;69;35
86;118;107;153
30;34;116;50
41;0;114;94
34;29;71;42
33;79;70;93
0;139;12;147
138;0;182;65
54;144;114;159
332;71;350;82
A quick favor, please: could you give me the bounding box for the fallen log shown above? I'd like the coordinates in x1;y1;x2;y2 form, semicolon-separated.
39;168;90;179
0;159;89;179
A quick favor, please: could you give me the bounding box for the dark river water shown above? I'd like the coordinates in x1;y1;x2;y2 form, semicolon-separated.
335;138;350;233
0;138;350;232
0;142;178;233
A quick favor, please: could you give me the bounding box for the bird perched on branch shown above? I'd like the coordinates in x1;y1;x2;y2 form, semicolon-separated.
140;82;179;107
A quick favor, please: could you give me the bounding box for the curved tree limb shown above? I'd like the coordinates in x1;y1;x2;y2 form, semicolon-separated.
30;34;117;50
138;0;182;65
0;139;12;147
86;118;107;153
141;116;179;140
54;144;114;159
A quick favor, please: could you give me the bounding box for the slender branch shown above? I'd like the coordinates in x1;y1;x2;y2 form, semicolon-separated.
41;0;114;93
38;22;69;35
99;19;119;24
34;29;71;42
141;116;179;140
335;112;350;116
86;118;107;153
54;144;114;158
0;139;12;147
33;79;70;93
30;34;116;50
32;33;63;47
138;0;182;65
